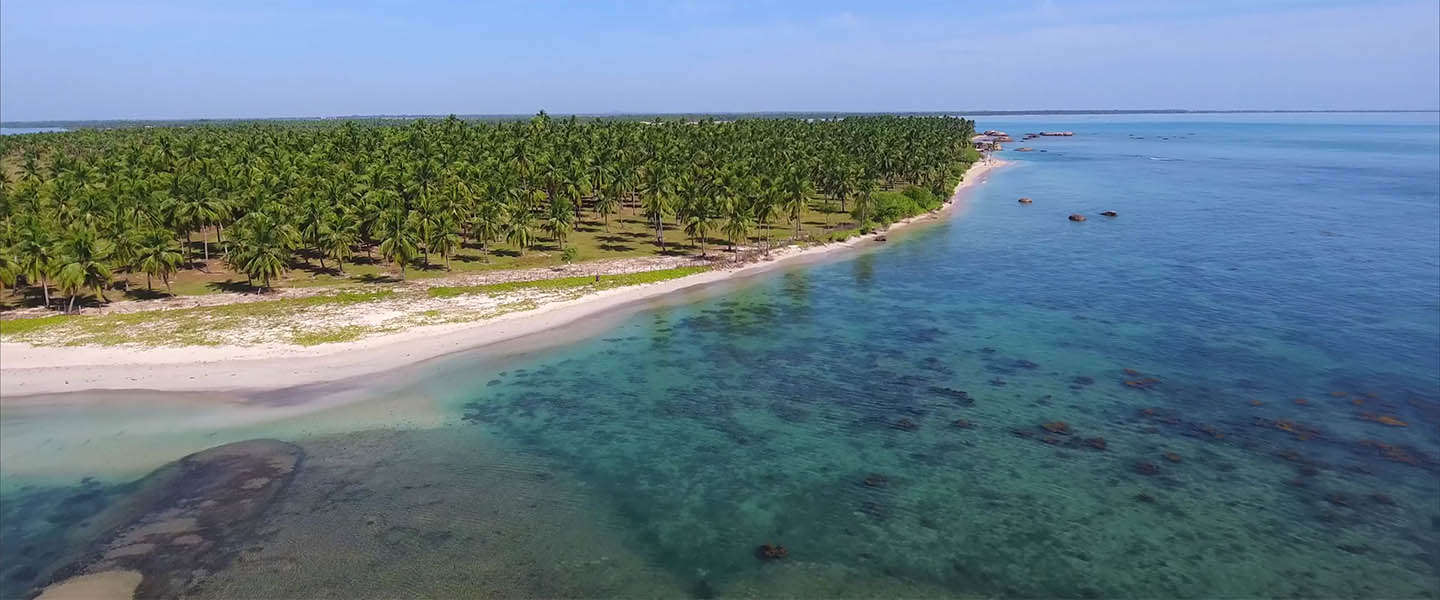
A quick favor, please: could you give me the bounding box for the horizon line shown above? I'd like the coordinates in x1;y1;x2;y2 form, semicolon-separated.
4;108;1438;127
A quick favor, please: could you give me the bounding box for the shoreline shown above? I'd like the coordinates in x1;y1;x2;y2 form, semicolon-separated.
0;158;1008;400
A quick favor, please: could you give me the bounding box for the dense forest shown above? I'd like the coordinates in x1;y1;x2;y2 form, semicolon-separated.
0;114;977;311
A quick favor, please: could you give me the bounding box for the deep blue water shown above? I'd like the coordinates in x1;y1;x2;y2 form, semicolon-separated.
2;113;1437;598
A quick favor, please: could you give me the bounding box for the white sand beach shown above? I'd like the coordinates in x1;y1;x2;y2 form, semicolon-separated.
0;159;1007;399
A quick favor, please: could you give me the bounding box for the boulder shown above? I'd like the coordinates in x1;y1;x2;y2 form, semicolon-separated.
1100;210;1118;217
1017;197;1033;204
1068;214;1087;222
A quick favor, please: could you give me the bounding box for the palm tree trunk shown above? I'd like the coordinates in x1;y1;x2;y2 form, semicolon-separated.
40;277;50;307
146;274;153;291
67;295;76;313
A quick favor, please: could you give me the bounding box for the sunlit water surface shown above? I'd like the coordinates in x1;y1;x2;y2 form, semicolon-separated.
3;113;1438;598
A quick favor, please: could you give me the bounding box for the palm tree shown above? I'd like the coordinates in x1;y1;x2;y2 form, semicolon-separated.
470;201;505;258
427;212;462;269
14;221;58;307
227;211;296;289
684;198;719;257
318;211;358;274
723;199;754;252
377;208;420;278
136;229;183;292
545;197;574;248
55;227;114;312
505;205;535;254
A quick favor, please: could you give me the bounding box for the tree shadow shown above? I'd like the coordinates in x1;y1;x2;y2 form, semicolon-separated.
598;244;634;252
490;248;521;258
355;273;402;284
123;288;173;301
351;255;382;266
207;279;262;294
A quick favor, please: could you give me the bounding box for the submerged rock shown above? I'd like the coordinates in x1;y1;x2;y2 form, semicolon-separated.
754;543;789;561
32;439;302;599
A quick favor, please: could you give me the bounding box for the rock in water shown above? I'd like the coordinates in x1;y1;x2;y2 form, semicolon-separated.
1100;210;1118;217
1068;214;1087;222
1018;197;1033;204
34;439;302;599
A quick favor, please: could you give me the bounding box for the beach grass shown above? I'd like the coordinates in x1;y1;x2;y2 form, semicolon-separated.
1;267;710;348
427;266;709;299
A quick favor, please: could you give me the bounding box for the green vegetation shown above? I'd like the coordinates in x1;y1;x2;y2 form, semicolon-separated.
0;290;393;345
0;267;707;347
0;114;976;311
427;266;709;298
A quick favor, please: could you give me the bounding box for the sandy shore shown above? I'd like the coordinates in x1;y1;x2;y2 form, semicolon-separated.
0;159;1007;399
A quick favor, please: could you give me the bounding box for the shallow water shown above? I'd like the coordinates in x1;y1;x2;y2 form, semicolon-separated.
2;113;1438;598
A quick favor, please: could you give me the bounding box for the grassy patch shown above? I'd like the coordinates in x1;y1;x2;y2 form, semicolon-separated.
427;266;709;299
291;326;370;346
0;314;74;338
0;290;397;346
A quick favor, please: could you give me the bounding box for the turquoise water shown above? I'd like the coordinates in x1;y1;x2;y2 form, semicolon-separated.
2;113;1438;598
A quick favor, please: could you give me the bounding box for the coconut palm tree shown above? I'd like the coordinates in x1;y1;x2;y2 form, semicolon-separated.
136;229;183;292
54;227;113;312
377;208;420;278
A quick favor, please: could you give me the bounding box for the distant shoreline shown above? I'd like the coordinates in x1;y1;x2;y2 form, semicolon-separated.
5;109;1436;129
0;159;1010;399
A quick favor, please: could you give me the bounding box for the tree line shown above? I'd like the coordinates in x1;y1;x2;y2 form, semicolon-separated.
0;113;976;311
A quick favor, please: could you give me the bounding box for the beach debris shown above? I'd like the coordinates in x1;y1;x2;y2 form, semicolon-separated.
1068;214;1087;222
1018;197;1033;204
862;474;889;488
892;418;919;432
1133;461;1161;476
754;543;789;561
1100;210;1118;217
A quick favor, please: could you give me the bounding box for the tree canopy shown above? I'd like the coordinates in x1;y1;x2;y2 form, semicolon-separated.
0;113;976;310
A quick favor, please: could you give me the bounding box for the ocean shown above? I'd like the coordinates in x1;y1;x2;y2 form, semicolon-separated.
2;113;1437;598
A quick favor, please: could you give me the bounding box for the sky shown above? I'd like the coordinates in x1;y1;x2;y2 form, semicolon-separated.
2;0;1438;121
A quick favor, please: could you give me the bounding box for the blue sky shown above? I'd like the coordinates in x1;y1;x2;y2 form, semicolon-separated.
2;0;1437;121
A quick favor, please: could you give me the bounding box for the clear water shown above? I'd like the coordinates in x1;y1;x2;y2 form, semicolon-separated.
3;113;1438;598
